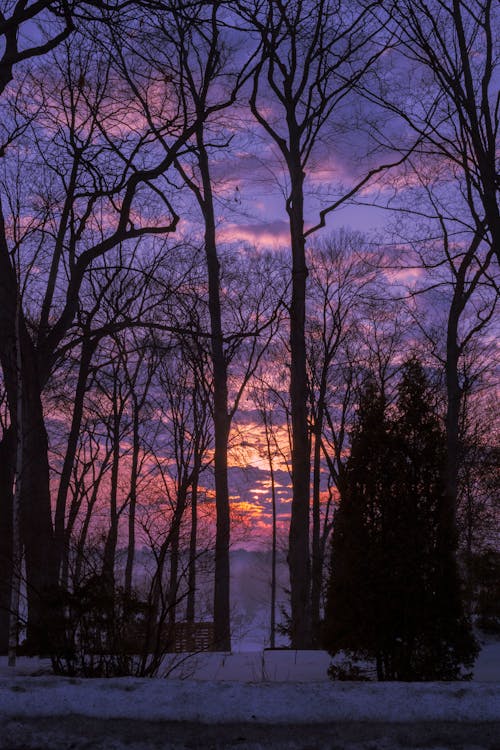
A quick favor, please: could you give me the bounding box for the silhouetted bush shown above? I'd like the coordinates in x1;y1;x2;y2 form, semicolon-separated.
46;576;170;677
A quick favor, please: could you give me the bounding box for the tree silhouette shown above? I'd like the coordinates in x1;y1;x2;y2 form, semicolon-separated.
324;358;478;680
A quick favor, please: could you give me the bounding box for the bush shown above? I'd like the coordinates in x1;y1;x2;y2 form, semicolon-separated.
46;576;172;677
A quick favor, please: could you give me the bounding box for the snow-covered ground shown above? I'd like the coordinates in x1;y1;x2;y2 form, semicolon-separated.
0;674;499;723
0;641;498;749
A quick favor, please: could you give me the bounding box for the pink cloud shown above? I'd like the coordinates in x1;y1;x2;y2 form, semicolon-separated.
218;220;290;247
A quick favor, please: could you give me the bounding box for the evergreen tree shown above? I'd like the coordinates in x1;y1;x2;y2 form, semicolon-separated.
323;359;478;680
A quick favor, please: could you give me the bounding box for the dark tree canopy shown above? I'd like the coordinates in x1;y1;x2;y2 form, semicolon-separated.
323;358;478;680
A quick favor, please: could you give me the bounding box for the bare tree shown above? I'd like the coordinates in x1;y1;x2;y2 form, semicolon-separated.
241;0;388;646
122;0;284;648
0;0;73;94
381;0;500;262
0;379;13;651
0;20;215;649
7;252;22;666
250;379;283;649
153;338;212;628
163;1;256;649
358;0;499;547
306;231;381;641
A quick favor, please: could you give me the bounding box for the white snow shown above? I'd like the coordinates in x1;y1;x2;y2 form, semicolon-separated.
0;675;499;724
473;641;500;682
0;643;499;726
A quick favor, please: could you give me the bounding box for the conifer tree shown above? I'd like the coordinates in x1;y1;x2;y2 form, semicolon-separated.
323;359;477;680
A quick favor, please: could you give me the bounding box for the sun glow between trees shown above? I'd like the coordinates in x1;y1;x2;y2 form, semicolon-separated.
0;0;497;668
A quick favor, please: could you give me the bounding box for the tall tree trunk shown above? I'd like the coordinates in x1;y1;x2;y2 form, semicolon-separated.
311;425;323;645
186;466;200;625
287;149;312;649
443;296;462;554
262;409;277;650
311;359;330;645
0;205;55;653
19;345;55;652
54;337;95;582
74;492;98;587
101;392;121;593
168;521;180;627
197;137;231;651
124;398;139;599
8;288;23;666
445;327;460;539
167;483;188;627
0;428;14;654
442;243;477;554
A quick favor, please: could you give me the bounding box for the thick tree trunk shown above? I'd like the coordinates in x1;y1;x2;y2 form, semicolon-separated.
0;428;14;654
311;426;323;645
197;138;231;651
443;301;461;551
19;357;56;652
8;294;23;666
208;255;230;650
444;351;460;536
4;325;55;652
287;153;312;649
0;209;55;653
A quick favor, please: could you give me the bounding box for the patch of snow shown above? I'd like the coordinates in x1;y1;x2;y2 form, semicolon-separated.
473;642;500;682
0;676;499;724
0;641;498;730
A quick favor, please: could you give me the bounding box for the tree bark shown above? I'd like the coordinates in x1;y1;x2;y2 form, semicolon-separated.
287;147;312;649
54;337;95;581
262;407;277;650
167;482;188;627
8;287;23;666
0;428;14;654
0;240;55;651
443;297;462;550
101;380;122;593
197;136;231;651
124;397;140;600
19;346;56;651
311;424;323;645
186;465;200;625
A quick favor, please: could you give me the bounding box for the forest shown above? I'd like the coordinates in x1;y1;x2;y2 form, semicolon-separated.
0;0;498;679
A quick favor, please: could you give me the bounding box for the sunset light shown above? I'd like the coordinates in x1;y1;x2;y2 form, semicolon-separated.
0;0;498;746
